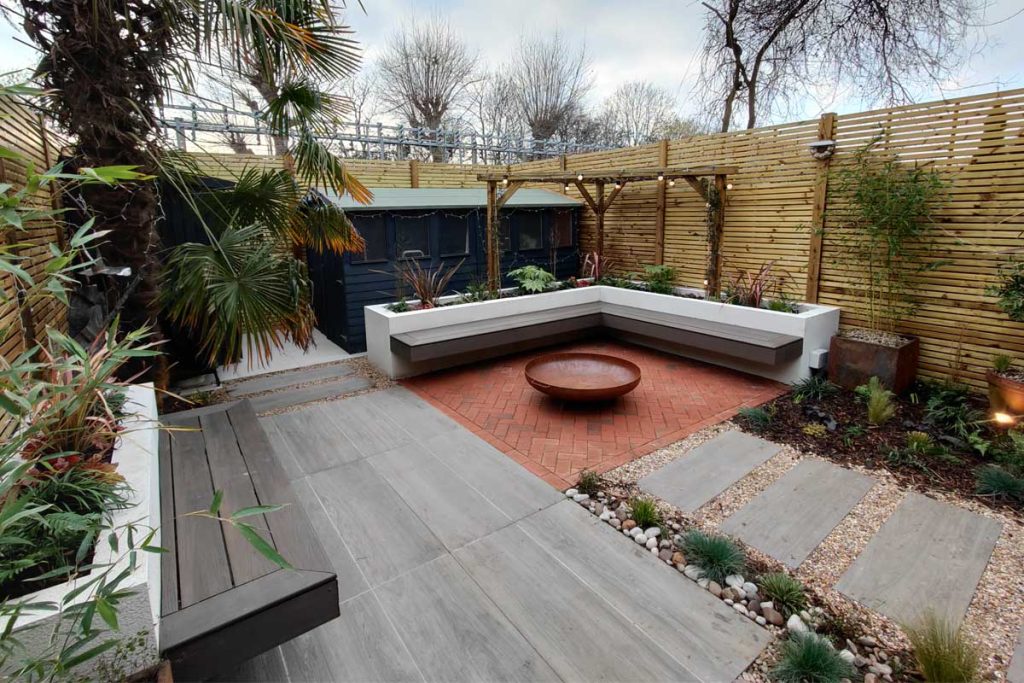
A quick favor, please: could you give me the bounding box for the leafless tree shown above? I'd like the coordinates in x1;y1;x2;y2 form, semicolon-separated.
465;74;526;162
697;0;984;132
377;16;477;161
333;67;382;157
509;31;591;145
601;81;680;146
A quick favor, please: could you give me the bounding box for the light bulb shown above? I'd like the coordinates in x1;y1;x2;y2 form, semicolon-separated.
726;182;734;190
614;182;622;189
576;173;584;181
668;179;676;187
994;412;1016;426
657;174;664;182
564;183;570;191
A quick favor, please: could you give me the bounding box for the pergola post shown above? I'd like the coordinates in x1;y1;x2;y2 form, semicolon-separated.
655;139;669;265
705;174;728;297
486;180;498;291
595;180;606;256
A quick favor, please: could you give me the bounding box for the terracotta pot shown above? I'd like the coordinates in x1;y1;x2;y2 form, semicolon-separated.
986;370;1024;415
827;334;920;394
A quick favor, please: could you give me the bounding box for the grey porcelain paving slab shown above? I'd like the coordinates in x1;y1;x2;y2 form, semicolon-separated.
258;416;303;480
249;375;372;413
320;391;413;457
263;405;363;475
279;591;421;683
218;648;289;682
310;460;446;587
519;501;770;681
369;443;512;550
639;429;781;512
454;523;701;681
292;477;369;603
422;429;563;521
836;492;1001;626
375;555;559;683
227;362;354;397
1009;623;1024;683
370;386;462;437
721;459;875;569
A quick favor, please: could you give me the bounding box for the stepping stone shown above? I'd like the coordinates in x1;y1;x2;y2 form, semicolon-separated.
721;459;874;569
836;492;1001;626
227;363;354;397
638;430;781;512
249;376;372;413
1009;623;1024;683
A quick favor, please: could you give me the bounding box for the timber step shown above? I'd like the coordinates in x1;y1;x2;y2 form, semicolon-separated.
226;363;356;398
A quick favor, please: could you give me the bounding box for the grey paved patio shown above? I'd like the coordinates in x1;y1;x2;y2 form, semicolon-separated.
225;387;771;682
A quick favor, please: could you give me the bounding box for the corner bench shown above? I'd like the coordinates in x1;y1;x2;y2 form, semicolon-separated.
158;400;338;681
390;302;802;367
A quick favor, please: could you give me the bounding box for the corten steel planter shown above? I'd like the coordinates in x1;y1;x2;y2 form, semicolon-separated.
525;352;641;402
986;370;1024;415
828;334;920;393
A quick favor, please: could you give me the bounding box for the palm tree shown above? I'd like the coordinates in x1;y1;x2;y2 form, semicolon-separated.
11;0;370;369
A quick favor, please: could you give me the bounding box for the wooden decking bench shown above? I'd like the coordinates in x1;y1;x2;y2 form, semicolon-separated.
389;302;802;367
158;400;338;681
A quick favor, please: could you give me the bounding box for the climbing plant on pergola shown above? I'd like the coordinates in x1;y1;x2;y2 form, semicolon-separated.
477;165;736;294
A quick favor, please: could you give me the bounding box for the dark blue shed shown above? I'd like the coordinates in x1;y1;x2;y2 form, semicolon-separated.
308;187;582;353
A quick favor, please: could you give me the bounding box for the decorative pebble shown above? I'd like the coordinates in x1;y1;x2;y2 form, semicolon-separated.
683;565;704;580
644;527;661;538
755;616;767;626
658;549;674;563
707;581;722;598
599;510;612;521
650;546;659;555
573;493;590;503
697;577;710;589
839;650;856;664
732;603;747;615
733;587;747;601
629;526;644;538
564;488;578;497
610;518;621;529
659;539;671;549
645;537;658;550
622;519;637;531
725;574;745;589
786;614;809;633
742;582;758;596
724;598;734;606
670;551;685;566
760;601;774;611
762;607;785;627
634;533;648;545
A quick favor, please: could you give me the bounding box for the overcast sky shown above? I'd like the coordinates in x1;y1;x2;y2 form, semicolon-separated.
2;0;1024;124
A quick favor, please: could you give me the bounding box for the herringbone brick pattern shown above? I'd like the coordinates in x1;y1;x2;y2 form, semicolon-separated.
403;341;786;490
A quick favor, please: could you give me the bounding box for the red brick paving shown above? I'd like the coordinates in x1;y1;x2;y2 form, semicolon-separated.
403;340;786;491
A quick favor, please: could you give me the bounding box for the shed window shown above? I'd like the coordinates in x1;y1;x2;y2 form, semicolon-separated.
518;213;544;251
354;216;387;262
439;217;469;256
396;217;430;258
553;210;573;248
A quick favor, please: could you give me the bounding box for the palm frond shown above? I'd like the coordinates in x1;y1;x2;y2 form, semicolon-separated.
292;193;365;254
203;167;303;230
160;225;315;366
262;79;349;134
292;131;373;204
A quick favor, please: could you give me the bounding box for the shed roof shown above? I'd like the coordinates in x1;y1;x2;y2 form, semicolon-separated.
324;187;582;212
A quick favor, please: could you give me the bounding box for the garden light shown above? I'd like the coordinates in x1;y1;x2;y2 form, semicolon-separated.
993;411;1016;427
577;173;584;181
668;179;676;187
726;182;733;190
657;173;664;182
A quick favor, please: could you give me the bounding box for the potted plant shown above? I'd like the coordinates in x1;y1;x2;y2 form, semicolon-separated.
826;145;944;393
987;354;1024;416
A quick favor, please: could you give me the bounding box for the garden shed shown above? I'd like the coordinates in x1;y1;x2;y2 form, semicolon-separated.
310;187;582;352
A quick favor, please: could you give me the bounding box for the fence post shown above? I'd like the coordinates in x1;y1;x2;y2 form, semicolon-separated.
654;138;669;265
804;112;838;303
409;159;420;188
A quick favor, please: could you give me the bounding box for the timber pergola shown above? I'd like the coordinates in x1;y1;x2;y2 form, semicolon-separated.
477;165;738;292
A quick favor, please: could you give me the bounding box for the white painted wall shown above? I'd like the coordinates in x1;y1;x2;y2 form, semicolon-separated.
365;287;839;384
8;383;161;677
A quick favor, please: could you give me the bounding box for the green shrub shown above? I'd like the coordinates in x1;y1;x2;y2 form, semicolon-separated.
791;375;838;404
859;377;895;425
904;611;981;683
629;496;661;528
993;429;1024;473
758;572;807;618
802;423;827;437
507;265;555;294
887;431;959;472
640;264;676;294
738;406;775;432
992;353;1014;374
771;632;856;683
990;260;1024;322
681;530;745;583
975;465;1024;503
924;382;984;441
576;470;601;496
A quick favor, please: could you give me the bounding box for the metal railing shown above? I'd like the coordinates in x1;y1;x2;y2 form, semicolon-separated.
157;102;615;164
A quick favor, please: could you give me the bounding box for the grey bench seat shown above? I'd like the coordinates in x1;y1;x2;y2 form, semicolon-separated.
159;400;339;681
389;300;802;366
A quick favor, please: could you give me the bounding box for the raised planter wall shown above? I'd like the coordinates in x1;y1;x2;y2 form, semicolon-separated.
365;287;839;384
9;383;162;676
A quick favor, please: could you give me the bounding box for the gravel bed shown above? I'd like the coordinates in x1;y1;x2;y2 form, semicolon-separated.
603;424;1024;680
843;327;912;348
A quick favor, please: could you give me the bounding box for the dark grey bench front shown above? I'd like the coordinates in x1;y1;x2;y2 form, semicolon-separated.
390;302;802;367
159;400;338;681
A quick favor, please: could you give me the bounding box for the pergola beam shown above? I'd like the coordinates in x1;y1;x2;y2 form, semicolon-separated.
476;165;738;183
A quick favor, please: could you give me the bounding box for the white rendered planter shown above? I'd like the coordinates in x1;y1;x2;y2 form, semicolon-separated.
365;286;839;384
9;383;162;676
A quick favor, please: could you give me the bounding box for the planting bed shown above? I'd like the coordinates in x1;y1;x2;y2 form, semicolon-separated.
733;385;1022;516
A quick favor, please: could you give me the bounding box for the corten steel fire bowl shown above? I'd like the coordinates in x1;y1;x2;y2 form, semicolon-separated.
525;352;642;402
